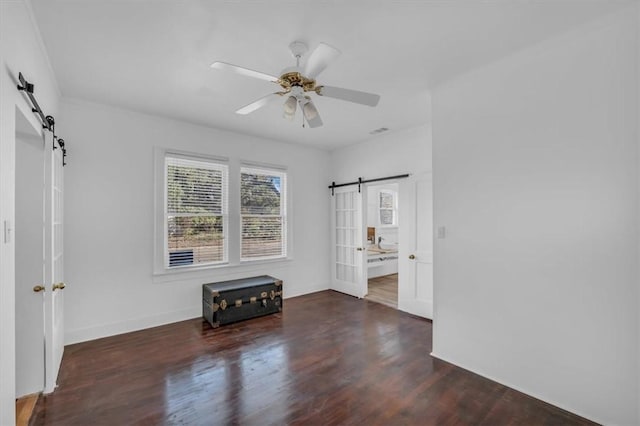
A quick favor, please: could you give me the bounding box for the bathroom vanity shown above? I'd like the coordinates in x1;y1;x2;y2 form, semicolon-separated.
367;244;398;278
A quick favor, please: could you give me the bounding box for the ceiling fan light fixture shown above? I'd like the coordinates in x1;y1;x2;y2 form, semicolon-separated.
283;95;297;120
302;99;319;120
284;95;297;113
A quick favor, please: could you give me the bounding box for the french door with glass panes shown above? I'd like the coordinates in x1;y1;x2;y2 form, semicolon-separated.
45;145;65;391
331;186;366;298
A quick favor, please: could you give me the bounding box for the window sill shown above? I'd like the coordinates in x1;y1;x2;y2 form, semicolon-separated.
152;257;294;284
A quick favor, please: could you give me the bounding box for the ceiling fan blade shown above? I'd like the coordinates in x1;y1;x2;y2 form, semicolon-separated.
317;86;380;107
236;93;281;115
304;43;341;79
211;61;279;83
299;98;323;128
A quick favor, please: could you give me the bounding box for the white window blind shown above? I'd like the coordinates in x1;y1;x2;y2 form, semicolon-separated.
240;166;287;260
165;155;228;268
379;190;396;226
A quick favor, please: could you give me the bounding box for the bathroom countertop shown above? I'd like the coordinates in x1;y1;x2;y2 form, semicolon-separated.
367;246;398;255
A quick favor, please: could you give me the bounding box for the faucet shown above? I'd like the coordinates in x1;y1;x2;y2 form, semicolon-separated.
377;236;383;248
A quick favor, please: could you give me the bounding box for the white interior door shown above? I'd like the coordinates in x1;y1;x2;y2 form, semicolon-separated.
15;127;46;398
398;172;433;318
44;139;65;393
331;186;366;298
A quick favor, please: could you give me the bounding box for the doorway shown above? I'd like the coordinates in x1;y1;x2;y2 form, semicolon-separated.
14;108;46;398
364;183;399;308
329;174;432;319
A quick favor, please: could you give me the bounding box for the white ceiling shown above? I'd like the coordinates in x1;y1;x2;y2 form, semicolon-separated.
31;0;630;150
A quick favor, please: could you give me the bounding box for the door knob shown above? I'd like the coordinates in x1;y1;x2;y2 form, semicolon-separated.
409;254;416;260
52;282;66;291
33;285;45;292
356;247;364;251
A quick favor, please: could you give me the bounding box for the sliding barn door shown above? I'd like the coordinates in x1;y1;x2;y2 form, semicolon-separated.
331;187;366;298
44;138;65;392
14;125;46;398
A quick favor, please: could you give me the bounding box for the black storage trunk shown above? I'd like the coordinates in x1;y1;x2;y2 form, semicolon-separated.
202;275;282;328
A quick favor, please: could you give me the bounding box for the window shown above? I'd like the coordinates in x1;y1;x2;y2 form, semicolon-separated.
379;190;397;226
156;151;289;273
165;155;228;268
241;166;287;260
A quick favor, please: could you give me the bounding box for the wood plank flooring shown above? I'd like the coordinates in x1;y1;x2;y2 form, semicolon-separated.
16;393;39;426
31;290;595;425
366;273;398;308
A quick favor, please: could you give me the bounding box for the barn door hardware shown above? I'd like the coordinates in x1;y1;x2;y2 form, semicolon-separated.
327;173;411;195
17;72;69;166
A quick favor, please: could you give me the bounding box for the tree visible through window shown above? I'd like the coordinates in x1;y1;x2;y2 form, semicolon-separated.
166;156;228;267
241;167;287;260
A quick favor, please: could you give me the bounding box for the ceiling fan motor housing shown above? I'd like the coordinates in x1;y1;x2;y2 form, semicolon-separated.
278;71;316;92
277;41;318;92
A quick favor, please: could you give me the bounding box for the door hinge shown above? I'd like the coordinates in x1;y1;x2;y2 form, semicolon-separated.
3;220;11;244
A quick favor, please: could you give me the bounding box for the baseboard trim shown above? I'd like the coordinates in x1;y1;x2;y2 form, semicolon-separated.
429;351;605;425
286;282;329;299
65;282;330;345
65;307;199;345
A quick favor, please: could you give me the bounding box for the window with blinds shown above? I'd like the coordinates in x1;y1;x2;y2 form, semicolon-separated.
240;166;287;260
379;190;396;226
165;155;228;268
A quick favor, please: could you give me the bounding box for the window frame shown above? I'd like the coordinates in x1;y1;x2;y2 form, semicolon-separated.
164;153;229;269
153;148;292;277
239;165;288;262
378;189;398;228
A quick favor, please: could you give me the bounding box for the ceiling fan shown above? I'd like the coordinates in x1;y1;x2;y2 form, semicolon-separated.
210;41;381;128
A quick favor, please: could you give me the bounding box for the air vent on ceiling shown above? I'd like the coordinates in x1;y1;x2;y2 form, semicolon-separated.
369;127;389;135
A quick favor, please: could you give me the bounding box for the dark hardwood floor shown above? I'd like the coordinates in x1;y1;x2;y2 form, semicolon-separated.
32;290;595;425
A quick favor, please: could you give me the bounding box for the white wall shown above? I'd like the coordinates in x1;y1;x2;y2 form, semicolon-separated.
330;124;432;184
432;8;639;425
0;1;60;424
59;100;331;344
